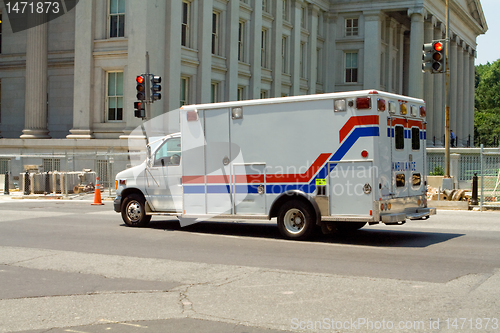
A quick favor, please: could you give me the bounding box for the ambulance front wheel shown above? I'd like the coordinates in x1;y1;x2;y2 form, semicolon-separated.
121;193;151;227
277;200;316;240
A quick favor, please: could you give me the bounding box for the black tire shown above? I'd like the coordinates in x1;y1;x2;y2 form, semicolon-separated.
277;200;316;240
335;222;366;232
121;193;151;227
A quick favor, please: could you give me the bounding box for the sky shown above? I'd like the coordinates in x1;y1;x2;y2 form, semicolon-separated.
475;0;500;65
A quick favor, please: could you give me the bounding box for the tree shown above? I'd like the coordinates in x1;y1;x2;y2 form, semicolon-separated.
474;59;500;146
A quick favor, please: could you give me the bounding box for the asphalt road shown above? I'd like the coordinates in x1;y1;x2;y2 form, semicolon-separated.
1;199;500;332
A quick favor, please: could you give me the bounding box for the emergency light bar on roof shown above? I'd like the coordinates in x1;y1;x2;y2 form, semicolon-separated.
180;90;425;112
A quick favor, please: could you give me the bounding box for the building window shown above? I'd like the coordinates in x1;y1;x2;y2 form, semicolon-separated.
180;77;189;107
300;42;307;78
261;29;268;68
301;6;307;28
109;0;125;38
238;21;245;62
282;0;289;21
237;86;245;101
345;52;358;83
317;12;323;37
345;18;359;37
316;47;323;84
181;1;191;47
0;79;2;123
262;0;269;13
260;90;267;99
107;72;123;121
211;82;219;103
282;35;289;74
212;12;220;55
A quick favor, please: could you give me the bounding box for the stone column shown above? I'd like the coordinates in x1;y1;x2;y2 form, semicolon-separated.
397;26;406;94
402;32;410;96
433;24;444;145
423;18;434;145
226;0;240;101
308;5;319;94
363;10;382;90
21;18;50;139
290;0;302;96
407;7;425;99
67;0;94;139
164;0;182;132
270;0;283;97
197;0;213;104
387;19;398;93
462;46;470;146
324;12;337;93
469;51;475;146
450;35;458;145
249;0;263;99
456;39;464;145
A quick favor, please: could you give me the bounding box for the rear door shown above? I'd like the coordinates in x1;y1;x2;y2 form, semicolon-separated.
391;115;410;197
408;116;425;197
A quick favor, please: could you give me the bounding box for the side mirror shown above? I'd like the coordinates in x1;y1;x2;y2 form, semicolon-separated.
161;159;165;167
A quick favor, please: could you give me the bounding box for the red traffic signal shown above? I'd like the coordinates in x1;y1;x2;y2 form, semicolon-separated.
433;42;443;52
136;75;146;100
422;41;445;74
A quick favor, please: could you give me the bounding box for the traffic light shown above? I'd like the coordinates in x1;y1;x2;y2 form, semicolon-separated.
136;75;147;100
134;101;145;119
150;75;162;102
422;41;445;74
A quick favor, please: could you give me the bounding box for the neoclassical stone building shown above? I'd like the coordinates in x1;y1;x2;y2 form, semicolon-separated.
0;0;488;176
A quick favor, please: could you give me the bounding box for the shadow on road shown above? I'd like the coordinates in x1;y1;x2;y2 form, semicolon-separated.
137;219;464;248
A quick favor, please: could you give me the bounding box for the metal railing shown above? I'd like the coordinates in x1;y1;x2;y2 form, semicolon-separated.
427;146;500;206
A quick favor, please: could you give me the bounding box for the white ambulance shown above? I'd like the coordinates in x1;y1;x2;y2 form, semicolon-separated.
114;90;436;240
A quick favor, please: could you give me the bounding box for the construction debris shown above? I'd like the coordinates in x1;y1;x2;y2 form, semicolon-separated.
427;186;469;202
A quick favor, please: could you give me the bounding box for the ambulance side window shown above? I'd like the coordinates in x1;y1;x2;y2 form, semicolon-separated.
395;125;404;150
411;127;420;150
155;137;181;166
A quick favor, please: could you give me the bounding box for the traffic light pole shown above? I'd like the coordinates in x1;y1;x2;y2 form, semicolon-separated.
145;52;151;121
444;0;451;178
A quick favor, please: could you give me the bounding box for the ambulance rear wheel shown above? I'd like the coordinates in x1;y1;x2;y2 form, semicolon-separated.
122;194;151;227
277;200;316;240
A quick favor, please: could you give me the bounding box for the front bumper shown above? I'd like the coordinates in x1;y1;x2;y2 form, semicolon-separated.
380;207;436;223
113;196;122;213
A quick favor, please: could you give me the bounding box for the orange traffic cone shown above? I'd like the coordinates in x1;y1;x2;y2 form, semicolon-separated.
91;176;104;205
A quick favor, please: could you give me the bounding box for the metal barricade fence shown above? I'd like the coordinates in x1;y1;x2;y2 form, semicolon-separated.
427;147;500;206
0;149;143;195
